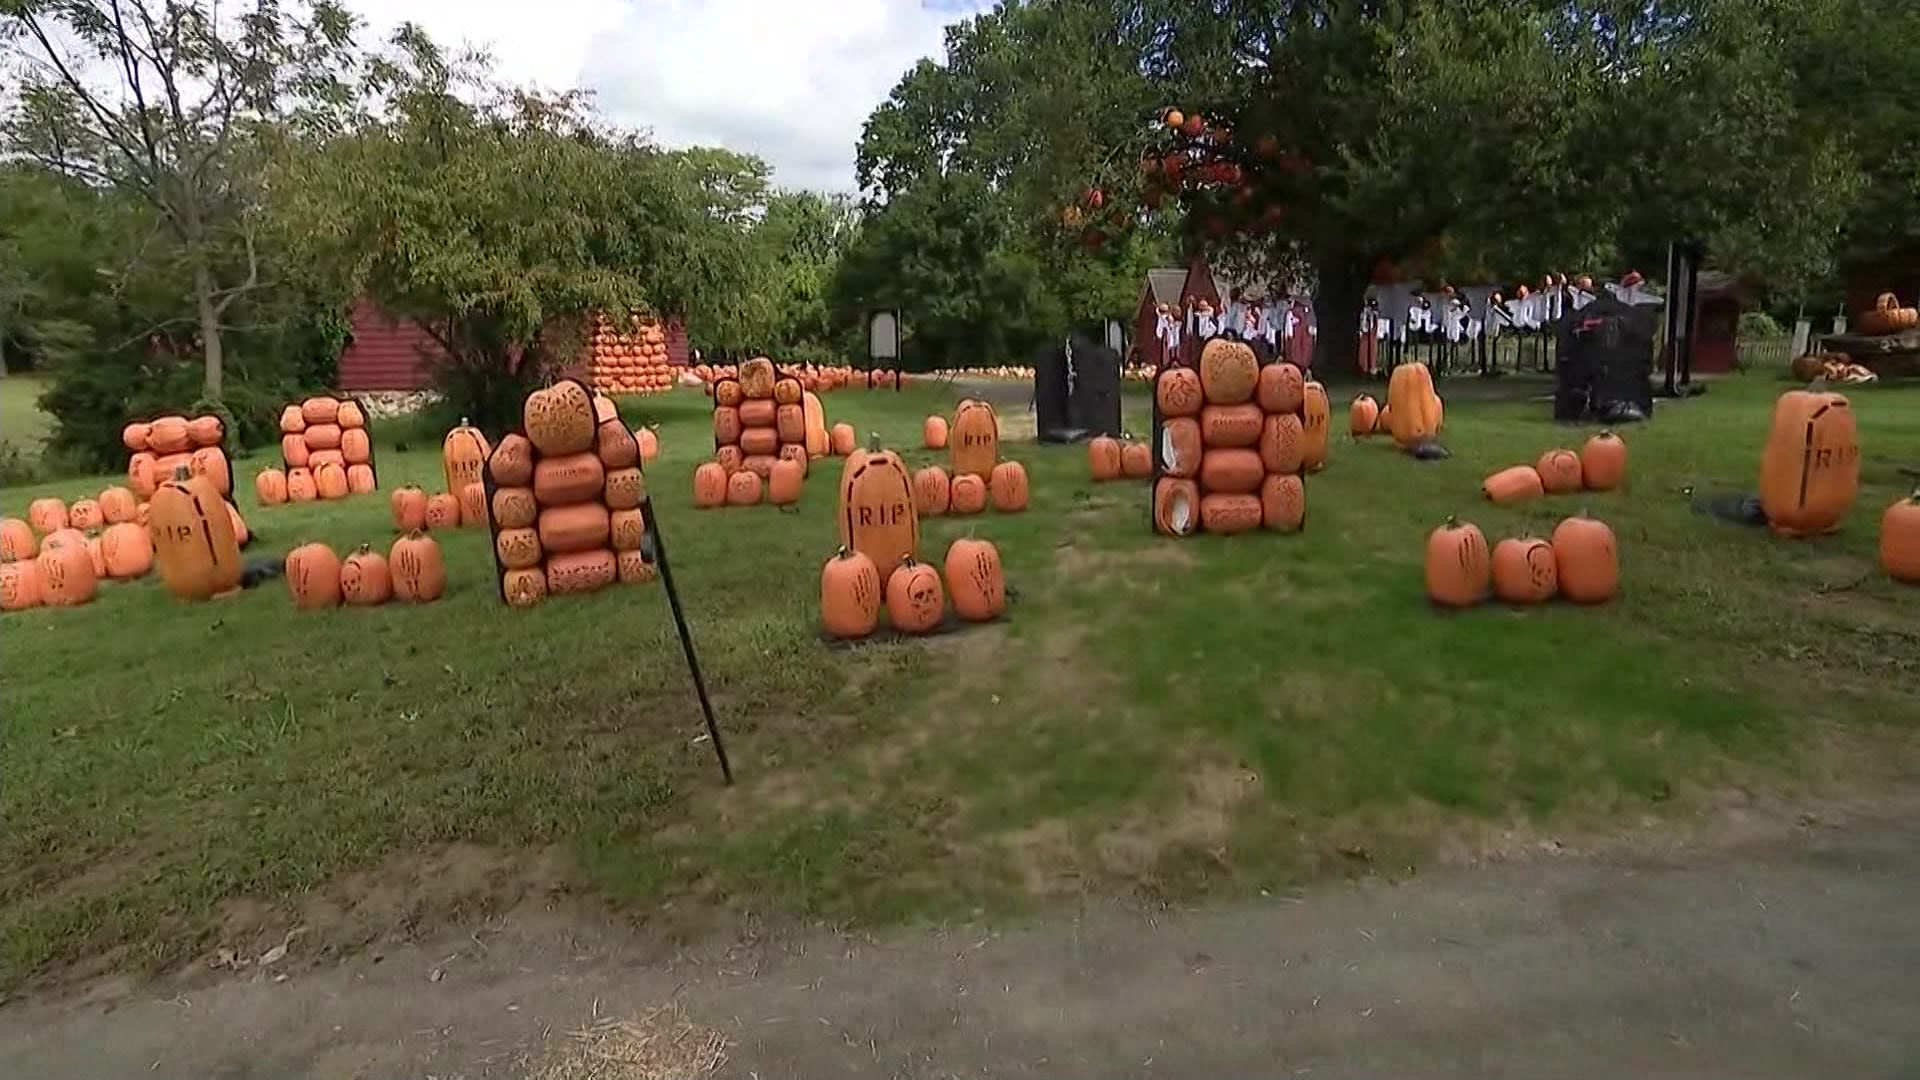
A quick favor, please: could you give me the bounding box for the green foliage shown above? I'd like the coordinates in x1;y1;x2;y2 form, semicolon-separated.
1739;311;1784;338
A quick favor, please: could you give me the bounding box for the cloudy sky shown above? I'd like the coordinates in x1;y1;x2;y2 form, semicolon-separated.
342;0;990;192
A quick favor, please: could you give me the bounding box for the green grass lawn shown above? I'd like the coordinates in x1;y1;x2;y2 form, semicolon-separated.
2;371;1917;990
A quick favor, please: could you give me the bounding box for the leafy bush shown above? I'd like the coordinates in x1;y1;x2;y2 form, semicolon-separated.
1739;310;1784;338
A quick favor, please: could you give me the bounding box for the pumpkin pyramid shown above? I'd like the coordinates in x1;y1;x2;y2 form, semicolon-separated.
1151;338;1310;537
483;379;657;607
587;313;675;396
122;411;232;503
276;394;379;501
701;358;817;507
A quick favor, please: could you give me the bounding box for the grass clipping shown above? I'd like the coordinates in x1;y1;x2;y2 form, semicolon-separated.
531;1002;729;1080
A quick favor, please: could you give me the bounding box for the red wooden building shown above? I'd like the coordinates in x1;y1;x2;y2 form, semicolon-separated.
334;297;692;392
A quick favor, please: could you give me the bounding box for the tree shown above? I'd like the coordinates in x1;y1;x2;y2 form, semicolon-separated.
745;191;860;356
2;0;357;398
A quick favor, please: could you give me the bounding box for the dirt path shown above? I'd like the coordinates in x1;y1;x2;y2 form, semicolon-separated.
4;807;1917;1080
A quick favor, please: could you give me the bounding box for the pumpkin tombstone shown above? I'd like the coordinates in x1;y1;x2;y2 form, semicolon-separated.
1758;389;1859;536
1425;516;1491;608
838;438;919;585
443;418;491;495
950;400;1000;479
944;537;1005;622
1492;536;1558;604
148;469;243;600
821;546;883;639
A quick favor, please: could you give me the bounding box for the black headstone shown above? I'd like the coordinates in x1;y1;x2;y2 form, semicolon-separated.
1555;295;1656;423
1034;333;1122;442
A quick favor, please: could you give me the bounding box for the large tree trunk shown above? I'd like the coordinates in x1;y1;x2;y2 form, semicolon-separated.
194;261;224;398
1313;267;1367;376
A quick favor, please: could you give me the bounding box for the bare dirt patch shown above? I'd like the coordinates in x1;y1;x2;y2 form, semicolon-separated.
1051;538;1195;577
1095;760;1262;879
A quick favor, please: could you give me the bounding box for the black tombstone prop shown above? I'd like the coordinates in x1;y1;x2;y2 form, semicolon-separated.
1033;330;1123;443
1554;293;1657;424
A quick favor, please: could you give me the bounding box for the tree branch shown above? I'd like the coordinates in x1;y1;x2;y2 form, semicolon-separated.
211;228;261;316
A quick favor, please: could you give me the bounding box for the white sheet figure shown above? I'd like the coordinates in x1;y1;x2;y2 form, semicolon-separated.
1225;297;1247;337
1241;303;1262;343
1444;297;1468;342
1194;303;1219;339
1155;307;1180;358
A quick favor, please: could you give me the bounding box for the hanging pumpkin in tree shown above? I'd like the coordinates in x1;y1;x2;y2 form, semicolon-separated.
838;437;918;585
820;546;883;639
1758;388;1859;536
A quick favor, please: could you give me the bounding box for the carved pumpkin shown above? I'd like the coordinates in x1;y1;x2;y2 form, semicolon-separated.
1;554;41;611
337;545;391;606
950;400;1001;479
1198;448;1263;494
453;482;485;527
616;550;657;585
147;415;191;454
424;492;461;529
1198;338;1258;404
821;546;883;639
712;406;744;446
478;488;530;532
282;434;311;469
524;381;597;457
149;470;242;600
344;463;375;494
1160;417;1203;478
1089;436;1123;480
286;467;317;502
636;425;660;463
726;469;763;506
1880;490;1920;583
502;567;547;608
915;465;951;515
68;499;104;531
1200;403;1264;448
1;518;35;560
884;556;945;633
226;502;250;547
303;422;343;451
42;527;86;552
768;458;805;505
609;507;646;552
773;377;803;406
1535;449;1583;494
313;460;349;500
1155;365;1203;418
778;443;810;476
129;452;159;499
100;522;153;579
739;399;777;429
122;422;151;451
1483;465;1545;505
714;379;744;408
738;357;777;400
488;433;534;487
29;498;68;534
1551;514;1617;603
1121;439;1151;478
85;534;107;579
775;404;807;446
1260;473;1305;532
541;503;611;554
1257;362;1305;415
301;396;340;425
278;405;306;434
253;469;286;506
1300;382;1331;471
286;543;343;609
1580;432;1628;492
337;400;366;429
948;474;988;515
389;531;446;602
37;541;97;606
1349;394;1380;437
186;415;224;447
603;468;645;512
1259;414;1305;475
740;427;780;457
1386;362;1443;447
596;420;639;470
534;453;606;507
715;445;745;474
924;415;950;450
136;501;149;527
830;423;857;456
441;421;489;498
802;392;829;457
989;461;1029;512
592;393;619;425
1492;536;1557;604
1759;389;1859;536
693;462;729;507
388;486;427;531
546;548;617;594
1425;516;1491;608
944;537;1005;622
495;527;544;569
1200;493;1263;534
1154;477;1200;537
838;438;919;585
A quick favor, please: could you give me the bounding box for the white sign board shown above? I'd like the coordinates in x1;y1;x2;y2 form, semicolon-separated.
868;312;899;361
1105;319;1125;354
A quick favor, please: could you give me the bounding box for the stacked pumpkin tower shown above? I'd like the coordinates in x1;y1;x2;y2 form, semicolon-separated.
483;379;656;607
277;394;378;500
586;313;675;396
1151;338;1323;536
700;357;815;507
122;412;233;501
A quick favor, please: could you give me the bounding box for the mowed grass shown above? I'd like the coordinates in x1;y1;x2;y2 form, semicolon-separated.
2;372;1916;990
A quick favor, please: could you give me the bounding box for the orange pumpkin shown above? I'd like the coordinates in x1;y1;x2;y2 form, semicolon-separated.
1200;493;1263;534
546;548;617;594
1160;417;1203;478
1535;449;1583;494
1;554;42;611
989;461;1029;512
948;473;988;515
282;433;311;469
1580;432;1627;491
492;486;539;529
830;423;857;456
923;415;950;450
286;543;344;609
278;405;306;434
341;427;372;466
524;381;598;456
1198;338;1258;404
128;452;159;499
1348;393;1380;437
914;465;951;515
1088;436;1122;480
610;507;646;551
1552;514;1618;604
739;399;778;429
715;445;745;474
540;502;611;554
595;420;639;470
821;546;883;639
1257;362;1306;415
0;518;35;561
604;468;646;511
488;433;534;487
100;522;153;579
301;396;340;425
186;415;223;447
1300;382;1331;470
502;567;548;608
769;458;805;506
885;556;945;633
1425;516;1491;608
713;405;744;445
495;527;544;570
771;404;804;446
339;545;391;606
303;422;343;451
1260;473;1305;532
1120;440;1152;478
455;482;485;527
838;438;919;585
773;377;803;406
1492;536;1558;604
1153;477;1200;537
390;486;428;530
148;471;242;600
1482;466;1545;505
534;453;606;507
122;421;151;451
286;468;318;502
255;469;289;506
1199;448;1263;494
944;537;1005;622
693;462;729;508
714;379;744;408
389;531;446;602
37;540;97;606
87;535;108;579
29;497;68;534
950;399;1000;479
424;492;461;529
740;426;780;457
97;486;137;524
802;392;830;457
741;454;779;479
726;469;763;506
336;400;366;429
592;393;619;425
1258;414;1305;475
147;415;191;454
1386;362;1443;447
42;527;86;552
778;443;810;476
738;357;777;400
1758;389;1858;536
313;460;349;500
68;499;104;532
1200;403;1264;448
346;463;377;494
1154;365;1203;418
189;446;232;498
617;550;657;585
636;426;661;463
1880;490;1920;583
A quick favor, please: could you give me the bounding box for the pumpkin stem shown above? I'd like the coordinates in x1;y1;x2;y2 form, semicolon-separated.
867;433;883;451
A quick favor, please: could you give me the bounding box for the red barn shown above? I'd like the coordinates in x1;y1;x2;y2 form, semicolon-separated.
1131;267;1187;367
335;297;692;391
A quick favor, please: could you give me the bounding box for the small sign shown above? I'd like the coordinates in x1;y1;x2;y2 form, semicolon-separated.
868;311;900;361
1105;319;1125;354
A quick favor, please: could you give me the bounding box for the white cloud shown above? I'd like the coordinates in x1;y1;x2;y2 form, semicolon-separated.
344;0;988;192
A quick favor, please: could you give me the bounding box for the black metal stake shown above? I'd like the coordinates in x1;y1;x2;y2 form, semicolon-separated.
639;495;733;784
